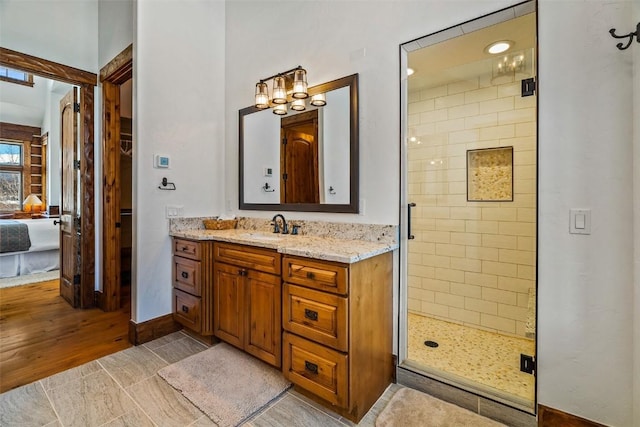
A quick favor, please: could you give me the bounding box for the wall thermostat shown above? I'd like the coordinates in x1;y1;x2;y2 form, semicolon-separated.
155;155;170;168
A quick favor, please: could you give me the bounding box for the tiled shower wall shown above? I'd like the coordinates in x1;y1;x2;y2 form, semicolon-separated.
407;72;536;338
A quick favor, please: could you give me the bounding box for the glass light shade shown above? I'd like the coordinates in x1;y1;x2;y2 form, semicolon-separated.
254;82;269;109
272;76;287;104
292;68;308;99
310;93;326;107
291;99;306;111
272;103;287;115
23;193;42;212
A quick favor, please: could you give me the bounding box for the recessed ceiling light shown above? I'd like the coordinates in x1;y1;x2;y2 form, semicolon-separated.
485;41;513;55
407;68;415;76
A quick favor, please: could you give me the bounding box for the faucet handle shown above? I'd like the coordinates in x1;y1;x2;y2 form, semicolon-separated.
271;221;280;233
291;224;300;235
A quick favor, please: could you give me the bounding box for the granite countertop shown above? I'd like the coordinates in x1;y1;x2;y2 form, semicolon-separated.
169;228;398;264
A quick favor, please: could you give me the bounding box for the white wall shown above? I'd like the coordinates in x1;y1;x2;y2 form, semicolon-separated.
634;2;640;424
98;0;133;69
134;0;225;322
0;0;98;72
537;1;636;426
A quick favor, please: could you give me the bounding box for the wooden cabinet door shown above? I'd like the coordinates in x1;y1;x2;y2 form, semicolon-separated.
213;263;244;349
245;269;282;368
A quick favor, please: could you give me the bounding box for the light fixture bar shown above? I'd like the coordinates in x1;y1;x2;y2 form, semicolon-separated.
257;65;304;85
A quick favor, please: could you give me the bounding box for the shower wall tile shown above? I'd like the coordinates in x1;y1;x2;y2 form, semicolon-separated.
408;74;536;338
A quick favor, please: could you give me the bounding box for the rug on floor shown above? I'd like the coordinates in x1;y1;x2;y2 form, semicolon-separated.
158;342;291;427
0;270;59;289
375;387;506;427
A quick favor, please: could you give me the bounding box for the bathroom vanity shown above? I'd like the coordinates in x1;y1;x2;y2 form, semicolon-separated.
169;218;397;422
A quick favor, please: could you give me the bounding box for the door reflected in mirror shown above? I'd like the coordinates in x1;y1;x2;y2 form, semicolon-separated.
239;74;358;213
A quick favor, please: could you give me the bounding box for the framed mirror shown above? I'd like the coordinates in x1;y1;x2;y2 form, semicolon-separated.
239;74;358;213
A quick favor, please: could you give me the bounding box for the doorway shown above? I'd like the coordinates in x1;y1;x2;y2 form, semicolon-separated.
280;110;319;204
101;44;133;312
399;2;538;412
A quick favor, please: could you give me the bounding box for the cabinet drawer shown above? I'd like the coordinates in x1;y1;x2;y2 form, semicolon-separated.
173;289;201;333
283;332;347;408
214;242;281;275
174;256;201;296
282;256;348;295
173;238;201;260
283;284;347;351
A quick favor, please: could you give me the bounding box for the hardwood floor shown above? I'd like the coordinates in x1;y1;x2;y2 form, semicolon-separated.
0;279;131;393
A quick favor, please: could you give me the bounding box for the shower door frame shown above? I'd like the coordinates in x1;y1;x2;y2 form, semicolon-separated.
397;0;539;415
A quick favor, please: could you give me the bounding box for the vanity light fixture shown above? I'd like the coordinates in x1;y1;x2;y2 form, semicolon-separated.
310;93;326;107
254;66;325;115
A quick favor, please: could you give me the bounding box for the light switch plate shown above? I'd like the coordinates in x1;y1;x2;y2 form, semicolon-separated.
569;208;591;235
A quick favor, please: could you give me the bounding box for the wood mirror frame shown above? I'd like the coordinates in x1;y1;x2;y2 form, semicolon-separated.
239;74;359;213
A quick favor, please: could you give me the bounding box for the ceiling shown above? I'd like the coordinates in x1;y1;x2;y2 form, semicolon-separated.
407;12;536;92
0;74;73;128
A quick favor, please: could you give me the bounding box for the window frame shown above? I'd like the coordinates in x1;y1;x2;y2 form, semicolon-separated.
0;140;25;212
0;66;35;87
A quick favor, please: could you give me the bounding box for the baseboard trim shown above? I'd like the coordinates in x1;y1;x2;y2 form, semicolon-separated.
537;405;606;427
128;313;181;345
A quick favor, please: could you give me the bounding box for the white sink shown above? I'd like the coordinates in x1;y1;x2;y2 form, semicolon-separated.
240;232;283;242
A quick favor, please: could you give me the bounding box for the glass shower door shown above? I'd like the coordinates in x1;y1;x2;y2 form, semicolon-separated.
400;3;537;411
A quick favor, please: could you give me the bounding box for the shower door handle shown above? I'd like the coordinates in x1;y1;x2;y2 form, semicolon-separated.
408;203;416;240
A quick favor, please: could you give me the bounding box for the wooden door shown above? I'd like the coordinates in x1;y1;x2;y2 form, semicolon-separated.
245;269;282;367
59;88;80;307
213;263;244;349
281;110;319;204
102;80;121;311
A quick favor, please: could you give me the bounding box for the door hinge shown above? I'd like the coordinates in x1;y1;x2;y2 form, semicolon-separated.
282;173;288;181
520;354;536;375
521;78;536;97
74;160;81;170
73;274;81;285
73;102;80;113
282;137;287;145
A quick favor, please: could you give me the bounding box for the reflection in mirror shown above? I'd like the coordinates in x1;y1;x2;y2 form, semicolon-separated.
239;74;358;213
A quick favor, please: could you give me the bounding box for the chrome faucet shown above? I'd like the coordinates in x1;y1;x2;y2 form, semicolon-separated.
271;214;289;234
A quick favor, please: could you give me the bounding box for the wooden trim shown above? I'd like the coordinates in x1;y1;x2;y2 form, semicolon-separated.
100;44;133;84
538;405;607;427
128;314;181;345
80;85;95;308
101;45;133;313
0;47;96;86
0;122;40;140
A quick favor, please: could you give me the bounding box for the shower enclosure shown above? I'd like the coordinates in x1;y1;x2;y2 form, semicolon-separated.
399;1;538;412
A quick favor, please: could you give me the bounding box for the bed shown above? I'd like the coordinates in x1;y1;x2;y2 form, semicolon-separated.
0;218;60;278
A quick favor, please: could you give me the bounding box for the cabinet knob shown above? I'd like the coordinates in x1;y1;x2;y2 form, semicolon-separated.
304;361;319;375
306;271;315;279
238;269;247;276
182;246;188;251
181;271;189;279
304;309;318;322
181;305;189;313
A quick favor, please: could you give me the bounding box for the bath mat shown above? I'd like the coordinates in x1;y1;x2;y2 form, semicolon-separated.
375;387;506;427
158;343;291;427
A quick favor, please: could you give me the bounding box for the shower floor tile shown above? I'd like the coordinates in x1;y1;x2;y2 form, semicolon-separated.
407;313;535;403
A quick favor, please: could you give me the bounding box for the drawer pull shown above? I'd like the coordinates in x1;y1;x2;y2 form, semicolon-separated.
238;269;248;276
181;271;189;279
304;361;318;375
304;309;318;321
182;246;188;251
306;271;315;279
181;305;189;313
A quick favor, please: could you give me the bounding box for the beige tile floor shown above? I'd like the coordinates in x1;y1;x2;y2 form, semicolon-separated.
0;330;509;426
407;313;535;404
0;331;403;427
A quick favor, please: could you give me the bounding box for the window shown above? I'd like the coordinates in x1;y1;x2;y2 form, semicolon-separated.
0;141;23;211
0;66;34;87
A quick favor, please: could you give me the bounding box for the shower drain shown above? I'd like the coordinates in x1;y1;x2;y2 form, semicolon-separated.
424;340;439;348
